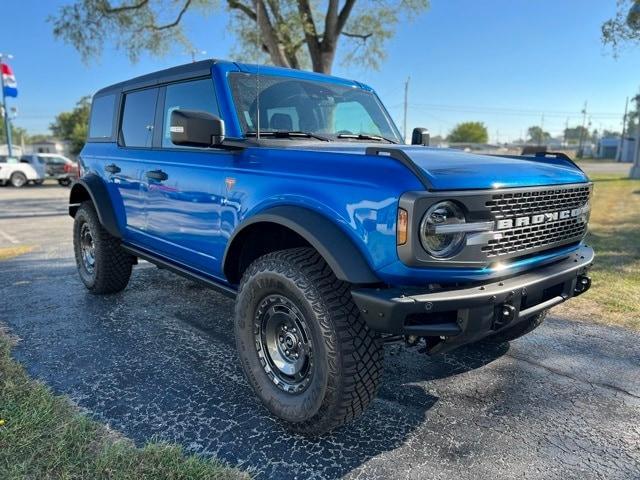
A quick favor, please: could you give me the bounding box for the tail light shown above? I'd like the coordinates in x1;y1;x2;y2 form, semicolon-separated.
64;162;72;173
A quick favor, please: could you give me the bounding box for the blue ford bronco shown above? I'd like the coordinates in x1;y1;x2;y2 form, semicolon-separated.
70;60;593;433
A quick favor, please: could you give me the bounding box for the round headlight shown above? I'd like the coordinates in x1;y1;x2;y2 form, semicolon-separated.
419;201;466;258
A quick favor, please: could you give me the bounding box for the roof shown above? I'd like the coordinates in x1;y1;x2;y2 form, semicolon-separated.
95;59;219;96
94;59;367;97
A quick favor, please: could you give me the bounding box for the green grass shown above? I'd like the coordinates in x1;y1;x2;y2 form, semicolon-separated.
554;174;640;330
0;331;249;480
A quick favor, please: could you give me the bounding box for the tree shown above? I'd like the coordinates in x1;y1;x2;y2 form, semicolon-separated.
602;0;640;54
447;122;488;143
527;125;551;144
0;117;28;147
563;126;590;145
50;96;91;155
50;0;429;74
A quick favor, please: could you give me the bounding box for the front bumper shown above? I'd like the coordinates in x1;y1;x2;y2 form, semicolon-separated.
351;245;594;354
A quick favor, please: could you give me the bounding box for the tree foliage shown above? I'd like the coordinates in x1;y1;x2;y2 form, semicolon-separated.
50;96;91;155
563;126;590;144
50;0;428;74
447;122;488;144
527;125;551;144
602;0;640;54
0;117;28;147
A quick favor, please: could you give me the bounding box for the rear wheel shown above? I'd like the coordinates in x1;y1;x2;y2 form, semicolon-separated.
234;247;383;434
10;172;27;188
73;202;134;294
58;178;71;187
33;179;45;186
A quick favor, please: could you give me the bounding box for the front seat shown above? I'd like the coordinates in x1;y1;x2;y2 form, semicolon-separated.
270;113;293;131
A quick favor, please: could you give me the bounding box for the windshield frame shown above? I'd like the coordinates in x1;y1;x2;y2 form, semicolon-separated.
227;72;403;143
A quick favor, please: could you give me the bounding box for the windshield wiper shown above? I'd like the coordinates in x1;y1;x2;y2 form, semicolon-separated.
246;131;330;142
337;133;398;144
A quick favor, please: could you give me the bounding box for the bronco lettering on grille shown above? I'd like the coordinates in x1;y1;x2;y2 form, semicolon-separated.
496;204;590;230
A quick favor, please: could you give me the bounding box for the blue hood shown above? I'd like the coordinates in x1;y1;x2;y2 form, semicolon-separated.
398;147;589;190
302;144;589;190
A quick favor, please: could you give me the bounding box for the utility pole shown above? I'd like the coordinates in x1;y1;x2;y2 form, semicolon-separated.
540;114;545;146
578;101;588;157
403;76;410;143
564;117;569;146
618;97;629;162
630;94;640;179
0;53;13;158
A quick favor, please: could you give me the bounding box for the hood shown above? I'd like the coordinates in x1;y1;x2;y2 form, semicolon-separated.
302;144;589;190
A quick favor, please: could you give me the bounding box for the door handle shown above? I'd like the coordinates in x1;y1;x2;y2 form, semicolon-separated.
146;169;168;181
105;163;121;174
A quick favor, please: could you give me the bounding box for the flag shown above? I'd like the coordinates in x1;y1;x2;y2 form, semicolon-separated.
1;63;18;98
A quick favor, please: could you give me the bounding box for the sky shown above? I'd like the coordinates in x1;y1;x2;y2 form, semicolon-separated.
2;0;639;143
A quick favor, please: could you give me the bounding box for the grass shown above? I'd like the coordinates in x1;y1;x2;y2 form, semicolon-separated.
0;331;249;480
553;174;640;330
0;245;34;261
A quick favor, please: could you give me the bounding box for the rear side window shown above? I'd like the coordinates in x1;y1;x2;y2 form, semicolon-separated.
162;78;219;148
121;88;158;148
89;94;116;139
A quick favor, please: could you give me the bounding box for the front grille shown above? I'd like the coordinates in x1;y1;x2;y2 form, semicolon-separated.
482;185;590;258
485;185;590;217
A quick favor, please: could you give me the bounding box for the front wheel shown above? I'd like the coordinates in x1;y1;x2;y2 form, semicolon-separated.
73;202;134;294
234;248;383;434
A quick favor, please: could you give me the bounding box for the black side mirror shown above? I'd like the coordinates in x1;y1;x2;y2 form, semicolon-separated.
170;110;225;147
411;127;430;146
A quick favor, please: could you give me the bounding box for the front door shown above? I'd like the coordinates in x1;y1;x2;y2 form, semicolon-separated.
142;77;232;278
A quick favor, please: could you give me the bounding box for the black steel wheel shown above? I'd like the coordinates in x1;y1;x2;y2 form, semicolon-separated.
235;247;383;435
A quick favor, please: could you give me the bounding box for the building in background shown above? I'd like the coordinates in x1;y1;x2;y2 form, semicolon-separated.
618;136;637;163
24;139;72;157
597;137;620;159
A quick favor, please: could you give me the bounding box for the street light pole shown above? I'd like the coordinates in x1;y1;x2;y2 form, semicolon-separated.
630;94;640;179
0;53;13;158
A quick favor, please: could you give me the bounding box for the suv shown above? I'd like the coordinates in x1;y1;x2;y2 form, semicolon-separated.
33;154;79;186
70;60;593;434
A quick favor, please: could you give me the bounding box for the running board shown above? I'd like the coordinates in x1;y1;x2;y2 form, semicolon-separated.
121;244;237;298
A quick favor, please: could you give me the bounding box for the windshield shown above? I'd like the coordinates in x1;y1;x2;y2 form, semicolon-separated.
229;73;402;143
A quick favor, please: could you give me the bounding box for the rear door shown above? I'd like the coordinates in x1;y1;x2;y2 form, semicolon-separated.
93;87;160;247
141;77;231;277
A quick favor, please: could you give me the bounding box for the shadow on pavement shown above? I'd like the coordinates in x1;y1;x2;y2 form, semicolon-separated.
1;255;508;479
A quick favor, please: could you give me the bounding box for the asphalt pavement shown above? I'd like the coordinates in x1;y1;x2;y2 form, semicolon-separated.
0;182;639;480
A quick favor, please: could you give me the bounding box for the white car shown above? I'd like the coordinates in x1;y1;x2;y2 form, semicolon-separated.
0;156;45;187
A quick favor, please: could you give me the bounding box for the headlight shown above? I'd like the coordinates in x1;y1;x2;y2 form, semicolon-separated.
419;201;466;258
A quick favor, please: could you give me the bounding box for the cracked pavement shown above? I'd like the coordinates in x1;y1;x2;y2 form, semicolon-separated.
1;184;639;479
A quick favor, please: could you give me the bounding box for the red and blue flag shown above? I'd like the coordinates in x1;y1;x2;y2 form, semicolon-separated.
2;63;18;98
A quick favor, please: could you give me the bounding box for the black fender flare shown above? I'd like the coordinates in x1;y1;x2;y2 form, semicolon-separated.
68;174;122;239
223;206;381;285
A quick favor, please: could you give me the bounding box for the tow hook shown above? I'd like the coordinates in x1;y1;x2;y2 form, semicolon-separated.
574;275;591;295
493;304;516;330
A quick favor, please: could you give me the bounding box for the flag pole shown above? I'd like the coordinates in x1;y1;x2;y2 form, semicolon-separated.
0;54;13;158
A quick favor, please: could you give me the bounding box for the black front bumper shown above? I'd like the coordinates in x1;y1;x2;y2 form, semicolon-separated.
351;246;594;354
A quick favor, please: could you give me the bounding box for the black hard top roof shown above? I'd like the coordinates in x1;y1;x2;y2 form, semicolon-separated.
94;59;221;97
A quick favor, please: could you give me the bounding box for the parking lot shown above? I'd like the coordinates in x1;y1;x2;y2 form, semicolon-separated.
1;182;639;479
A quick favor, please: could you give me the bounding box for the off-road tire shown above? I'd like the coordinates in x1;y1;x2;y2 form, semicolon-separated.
73;201;134;294
10;172;27;188
488;310;547;343
234;247;383;435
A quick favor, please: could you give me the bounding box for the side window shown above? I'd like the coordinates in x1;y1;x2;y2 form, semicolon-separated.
333;101;381;136
89;94;116;139
121;88;158;148
162;78;219;148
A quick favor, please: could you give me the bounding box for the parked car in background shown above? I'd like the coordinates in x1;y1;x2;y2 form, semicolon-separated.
0;155;46;187
18;155;47;185
31;154;79;186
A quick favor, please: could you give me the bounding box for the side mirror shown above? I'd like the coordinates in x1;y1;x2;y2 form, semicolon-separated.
411;127;430;146
170;110;225;147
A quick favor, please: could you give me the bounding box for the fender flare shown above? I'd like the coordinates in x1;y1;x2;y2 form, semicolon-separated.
68;174;122;238
223;206;381;285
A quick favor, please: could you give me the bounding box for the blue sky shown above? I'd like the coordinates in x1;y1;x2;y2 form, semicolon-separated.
2;0;639;142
